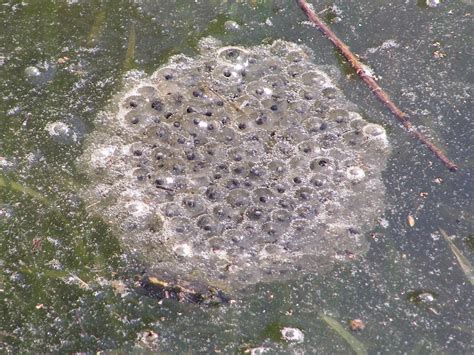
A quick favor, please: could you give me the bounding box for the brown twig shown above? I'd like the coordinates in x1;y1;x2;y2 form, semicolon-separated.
296;0;458;172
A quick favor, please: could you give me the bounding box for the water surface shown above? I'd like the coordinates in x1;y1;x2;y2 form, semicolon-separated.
0;1;472;352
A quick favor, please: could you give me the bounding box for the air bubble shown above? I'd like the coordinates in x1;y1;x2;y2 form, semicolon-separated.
346;166;366;182
173;243;193;257
363;123;386;138
122;95;146;109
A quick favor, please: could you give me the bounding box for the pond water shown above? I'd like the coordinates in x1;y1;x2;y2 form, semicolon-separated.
0;0;472;353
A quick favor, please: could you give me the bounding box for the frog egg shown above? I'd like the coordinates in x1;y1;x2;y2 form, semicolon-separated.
266;55;288;73
245;206;269;221
196;214;223;235
216;46;250;66
253;188;275;205
327;108;353;124
303;117;329;135
226;189;251;207
310;174;330;188
151;67;177;82
244;110;271;129
343;130;365;147
262;74;288;91
181;195;207;217
272;209;292;225
259;244;286;259
128;141;148;157
295;204;319;219
201;142;226;163
346;166;366;182
295;187;314;202
276;195;296;210
131;167;149;182
300;88;316;101
204;185;225;201
268;160;288;178
301;70;332;88
160;203;183;218
248;164;267;180
245;80;274;98
123;111;155;126
262;221;288;239
286;49;308;63
297;139;317;155
233;95;262;115
137;85;158;98
211;63;243;82
227;147;245;162
164;157;187;176
215;126;238;145
321;87;340;101
288;100;312;116
165;217;194;237
212;204;243;225
230;163;250;178
242;141;267;159
123;200;153;219
287;62;310;78
152;145;175;163
122;95;147;110
272;141;295;158
309;157;335;172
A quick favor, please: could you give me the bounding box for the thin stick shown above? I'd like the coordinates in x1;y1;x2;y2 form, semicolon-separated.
296;0;458;172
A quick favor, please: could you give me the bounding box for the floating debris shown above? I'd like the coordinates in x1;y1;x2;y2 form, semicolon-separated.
0;176;48;203
440;229;474;285
24;65;41;77
78;37;391;291
321;314;368;355
348;319;365;331
406;289;438;305
280;327;304;343
224;20;240;32
136;330;159;351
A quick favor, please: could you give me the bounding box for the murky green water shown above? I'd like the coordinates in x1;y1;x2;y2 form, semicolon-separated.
1;0;472;352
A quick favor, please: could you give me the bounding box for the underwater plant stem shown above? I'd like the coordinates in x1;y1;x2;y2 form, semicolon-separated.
296;0;458;172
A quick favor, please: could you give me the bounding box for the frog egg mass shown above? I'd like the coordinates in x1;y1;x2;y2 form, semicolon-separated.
78;38;390;290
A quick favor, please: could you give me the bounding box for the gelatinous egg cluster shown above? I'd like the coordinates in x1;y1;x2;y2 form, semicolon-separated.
78;38;390;289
